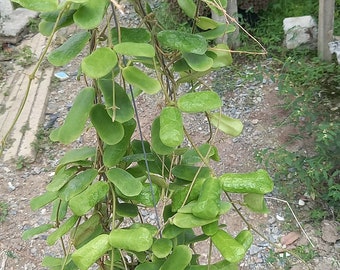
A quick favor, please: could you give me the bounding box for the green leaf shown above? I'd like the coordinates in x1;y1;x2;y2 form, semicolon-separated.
90;104;124;145
160;107;184;147
50;87;95;144
132;183;160;207
46;167;78;192
30;191;58;211
177;91;222;113
114;42;155;57
69;182;109;216
103;119;136;167
182;143;219;164
243;193;269;213
159;245;192;270
98;80;134;123
198;24;228;40
73;0;107;29
208;44;233;68
172;212;218;228
47;215;78;245
122;66;161;94
22;224;54;240
50;199;68;222
183;53;213;72
116;203;139;218
219;169;274;194
177;0;196;18
157;30;208;54
57;146;96;168
235;230;253;251
152;238;173;258
48;31;90;66
82;48;117;79
12;0;58;12
202;220;219;236
135;261;164;270
209;113;243;137
172;165;211;181
58;169;98;201
72;234;110;270
109;227;153;252
151;117;175;155
211;229;246;263
162;224;185;239
111;27;151;44
195;16;220;30
39;10;76;36
106;168;143;197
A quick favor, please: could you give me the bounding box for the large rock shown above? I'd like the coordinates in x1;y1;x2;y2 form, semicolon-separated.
283;15;317;49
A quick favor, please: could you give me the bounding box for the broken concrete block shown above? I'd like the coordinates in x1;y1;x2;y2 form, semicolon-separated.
283;15;317;49
0;8;38;44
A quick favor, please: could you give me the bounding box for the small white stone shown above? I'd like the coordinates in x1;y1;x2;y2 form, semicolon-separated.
276;214;285;221
298;199;305;206
8;181;16;191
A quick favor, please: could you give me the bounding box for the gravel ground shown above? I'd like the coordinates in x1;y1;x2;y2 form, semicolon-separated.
1;2;339;269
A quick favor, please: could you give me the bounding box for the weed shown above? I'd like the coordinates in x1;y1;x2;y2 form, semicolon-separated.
0;201;9;223
5;250;16;259
20;122;30;134
16;156;27;170
292;245;318;262
17;46;36;67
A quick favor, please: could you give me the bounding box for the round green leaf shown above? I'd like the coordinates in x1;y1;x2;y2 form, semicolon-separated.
177;91;222;113
209;113;243;137
212;229;246;263
116;203;138;218
48;31;91;66
208;44;233;68
47;215;78;245
82;48;117;79
151;117;175;155
177;0;196;18
109;227;153;252
172;212;218;228
106;168;143;197
171;165;211;181
69;182;109;216
12;0;58;12
57;146;96;168
195;16;220;30
157;30;208;55
30;191;58;211
50;87;95;144
160;107;184;147
122;66;161;94
111;27;151;44
244;193;269;213
183;53;213;72
72;234;110;270
235;230;253;251
152;238;173;258
159;245;192;270
90;104;124;145
73;0;107;29
114;42;155;57
46;167;78;192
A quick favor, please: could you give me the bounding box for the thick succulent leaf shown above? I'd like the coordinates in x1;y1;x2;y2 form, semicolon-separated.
122;66;161;94
73;0;107;29
50;87;95;144
172;212;218;228
57;146;96;168
159;107;184;147
195;16;220;30
208;44;233;68
109;227;153;252
244;193;269;213
106;168;143;197
72;234;110;270
177;91;222;113
159;245;192;270
114;42;155;57
151;117;175;155
111;27;151;44
152;238;173;258
82;48;117;79
48;31;90;66
12;0;58;12
90;104;124;145
209;113;243;137
157;30;208;55
47;215;78;245
22;224;54;240
177;0;196;18
69;182;109;216
212;229;246;263
183;53;214;72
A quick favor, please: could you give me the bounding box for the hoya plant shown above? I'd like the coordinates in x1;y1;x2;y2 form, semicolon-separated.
13;0;274;269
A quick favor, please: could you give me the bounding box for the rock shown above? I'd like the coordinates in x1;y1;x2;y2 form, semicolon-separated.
321;220;340;243
328;41;340;64
283;16;317;49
